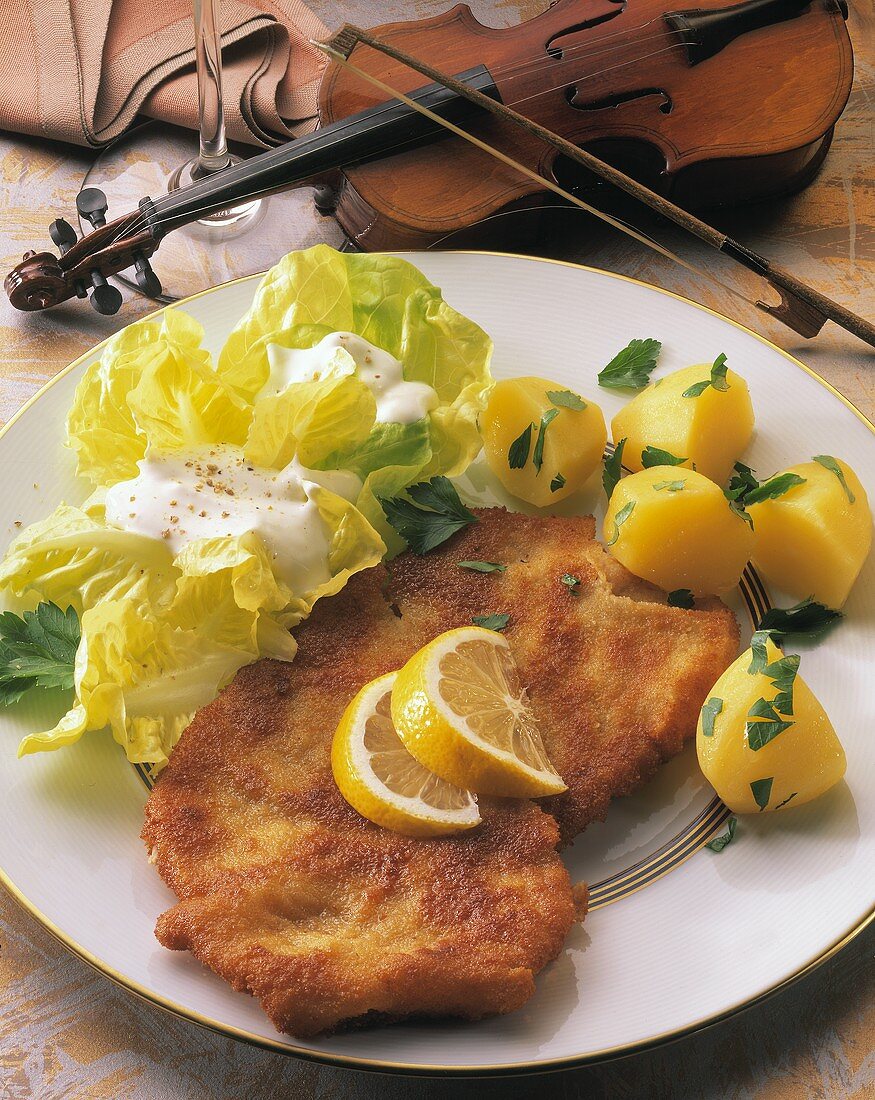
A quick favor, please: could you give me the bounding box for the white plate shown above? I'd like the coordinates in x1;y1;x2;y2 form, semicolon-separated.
1;253;872;1075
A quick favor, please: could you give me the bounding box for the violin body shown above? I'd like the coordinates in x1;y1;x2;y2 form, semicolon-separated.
319;0;853;249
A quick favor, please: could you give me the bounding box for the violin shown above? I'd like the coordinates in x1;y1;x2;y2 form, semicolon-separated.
6;0;869;345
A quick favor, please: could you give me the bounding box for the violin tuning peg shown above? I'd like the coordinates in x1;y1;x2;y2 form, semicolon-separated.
76;187;108;229
88;272;122;316
133;253;162;299
49;218;78;254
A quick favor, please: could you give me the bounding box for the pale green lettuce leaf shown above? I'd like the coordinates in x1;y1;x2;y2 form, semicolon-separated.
66;309;220;487
0;503;177;614
127;315;251;453
222;246;493;547
245;349;375;470
18;598;252;766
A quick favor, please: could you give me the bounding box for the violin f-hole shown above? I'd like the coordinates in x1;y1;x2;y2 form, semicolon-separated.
567;86;673;114
545;1;627;59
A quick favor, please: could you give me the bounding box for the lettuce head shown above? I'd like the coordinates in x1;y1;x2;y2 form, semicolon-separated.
221;246;493;547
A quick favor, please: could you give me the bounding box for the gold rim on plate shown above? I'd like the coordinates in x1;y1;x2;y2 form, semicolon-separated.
1;252;872;1076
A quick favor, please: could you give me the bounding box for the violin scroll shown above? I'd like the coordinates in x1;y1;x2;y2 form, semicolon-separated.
5;252;69;312
4;189;161;314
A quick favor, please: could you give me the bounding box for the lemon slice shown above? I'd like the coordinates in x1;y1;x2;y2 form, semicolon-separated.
331;671;480;837
391;627;566;798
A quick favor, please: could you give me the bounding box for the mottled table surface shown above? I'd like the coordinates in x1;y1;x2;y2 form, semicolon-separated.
1;0;873;1096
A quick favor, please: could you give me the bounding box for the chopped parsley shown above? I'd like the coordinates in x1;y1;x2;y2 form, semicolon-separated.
550;472;566;493
747;629;770;675
743;472;806;506
774;792;798;810
0;602;80;706
757;597;842;640
668;588;695;609
750;777;774;811
653;479;686;492
813;454;855;503
547;389;587;411
458;560;506;574
746;698;794;751
508;423;534;469
603;438;626;500
700;696;723;737
705;816;737;852
380;477;477;555
533;408;560;474
472;613;510;632
606;500;635;546
725;461;758;503
746;650;800;751
682;353;729;398
597;338;662;390
641;446;687;469
561;573;581;596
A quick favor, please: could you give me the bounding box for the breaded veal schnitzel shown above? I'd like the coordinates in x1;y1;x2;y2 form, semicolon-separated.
143;509;738;1037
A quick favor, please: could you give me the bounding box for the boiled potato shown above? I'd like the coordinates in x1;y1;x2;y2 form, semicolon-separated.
603;465;753;595
611;360;754;485
697;636;845;813
747;457;871;608
480;377;606;507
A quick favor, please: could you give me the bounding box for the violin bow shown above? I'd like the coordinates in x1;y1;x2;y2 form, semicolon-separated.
316;26;875;351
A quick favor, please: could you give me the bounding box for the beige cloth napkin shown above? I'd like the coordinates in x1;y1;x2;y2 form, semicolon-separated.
0;0;329;148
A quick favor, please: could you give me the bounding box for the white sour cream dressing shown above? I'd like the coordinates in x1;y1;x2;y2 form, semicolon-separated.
264;331;438;425
104;446;361;594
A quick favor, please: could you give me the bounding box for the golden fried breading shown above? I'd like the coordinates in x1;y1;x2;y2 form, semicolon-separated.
382;509;740;839
143;508;737;1036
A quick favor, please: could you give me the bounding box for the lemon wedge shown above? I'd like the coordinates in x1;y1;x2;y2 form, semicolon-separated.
391;627;566;798
331;671;480;837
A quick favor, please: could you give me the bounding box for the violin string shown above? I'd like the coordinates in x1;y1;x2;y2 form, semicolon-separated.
317;43;759;309
502;42;687;112
444;17;665;84
97;21;682;255
103;44;677;253
93;19;674;248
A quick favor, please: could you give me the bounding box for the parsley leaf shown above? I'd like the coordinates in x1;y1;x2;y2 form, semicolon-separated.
668;589;695;609
561;573;581;596
380;477;477;555
746;701;794;751
744;472;806;506
653;479;686;492
603;439;626;500
700;696;723;737
750;777;773;811
682;353;729;398
606;501;635;546
533;408;560;474
745;651;799;750
597;338;662;389
472;613;510;632
813;455;855;503
641;446;686;469
458;560;505;574
547;389;587;411
725;461;759;503
705;816;737;852
508;424;534;469
725;495;754;529
748;630;770;675
757;597;842;640
550;472;566;493
0;602;80;706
